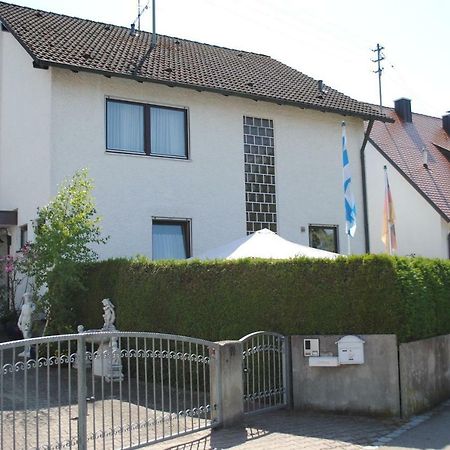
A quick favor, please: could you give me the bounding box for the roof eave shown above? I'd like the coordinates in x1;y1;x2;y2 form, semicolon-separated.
36;57;390;122
368;137;450;223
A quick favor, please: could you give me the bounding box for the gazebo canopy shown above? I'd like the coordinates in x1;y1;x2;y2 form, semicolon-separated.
193;228;339;260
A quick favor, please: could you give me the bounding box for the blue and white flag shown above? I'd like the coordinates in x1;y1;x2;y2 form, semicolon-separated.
342;122;356;237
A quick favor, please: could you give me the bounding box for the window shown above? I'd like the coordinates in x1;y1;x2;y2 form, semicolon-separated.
106;99;188;158
309;225;339;253
152;219;191;260
19;224;28;250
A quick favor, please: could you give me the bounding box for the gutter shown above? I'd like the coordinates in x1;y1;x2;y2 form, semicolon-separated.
43;58;394;123
360;119;374;253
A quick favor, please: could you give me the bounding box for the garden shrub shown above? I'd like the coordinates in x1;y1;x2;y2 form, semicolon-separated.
68;255;450;343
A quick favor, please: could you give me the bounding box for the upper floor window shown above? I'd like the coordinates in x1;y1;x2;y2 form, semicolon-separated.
106;99;188;158
309;224;339;253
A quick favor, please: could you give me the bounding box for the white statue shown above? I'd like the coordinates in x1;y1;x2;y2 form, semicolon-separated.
18;292;35;357
102;298;116;330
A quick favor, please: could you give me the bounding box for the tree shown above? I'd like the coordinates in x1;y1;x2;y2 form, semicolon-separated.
26;169;108;333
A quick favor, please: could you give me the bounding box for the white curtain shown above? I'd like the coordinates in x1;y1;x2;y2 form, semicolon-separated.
151;107;186;157
152;223;187;260
107;101;144;153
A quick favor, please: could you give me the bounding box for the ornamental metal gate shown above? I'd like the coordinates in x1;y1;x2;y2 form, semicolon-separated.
0;329;220;450
240;331;288;414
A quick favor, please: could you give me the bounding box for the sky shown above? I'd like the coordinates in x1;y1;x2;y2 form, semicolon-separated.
7;0;450;118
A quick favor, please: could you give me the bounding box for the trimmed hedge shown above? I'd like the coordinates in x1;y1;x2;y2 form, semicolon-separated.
70;255;450;343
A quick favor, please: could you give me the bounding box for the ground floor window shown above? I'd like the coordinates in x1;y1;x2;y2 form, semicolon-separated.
152;219;191;260
309;224;339;253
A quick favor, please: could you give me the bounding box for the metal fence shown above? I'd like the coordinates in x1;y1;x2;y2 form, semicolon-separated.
0;329;220;450
240;331;288;414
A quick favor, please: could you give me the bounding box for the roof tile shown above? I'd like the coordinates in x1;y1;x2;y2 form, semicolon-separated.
0;1;388;121
370;108;450;221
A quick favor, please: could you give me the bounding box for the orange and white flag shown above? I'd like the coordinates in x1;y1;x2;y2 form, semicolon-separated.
381;166;397;254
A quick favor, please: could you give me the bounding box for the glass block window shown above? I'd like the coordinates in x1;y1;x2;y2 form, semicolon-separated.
243;116;277;235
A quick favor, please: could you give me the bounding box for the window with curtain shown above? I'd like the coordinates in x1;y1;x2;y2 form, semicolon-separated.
106;99;187;158
152;220;190;260
150;107;186;157
106;101;144;153
309;225;339;253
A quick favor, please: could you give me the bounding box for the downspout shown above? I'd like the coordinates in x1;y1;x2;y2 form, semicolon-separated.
360;119;374;253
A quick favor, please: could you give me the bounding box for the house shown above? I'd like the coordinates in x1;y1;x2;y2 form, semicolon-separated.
0;2;388;261
365;98;450;258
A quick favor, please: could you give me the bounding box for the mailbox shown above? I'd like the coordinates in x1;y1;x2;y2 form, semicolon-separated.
336;335;365;365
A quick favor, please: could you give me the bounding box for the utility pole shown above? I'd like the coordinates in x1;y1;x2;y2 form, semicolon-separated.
371;43;385;112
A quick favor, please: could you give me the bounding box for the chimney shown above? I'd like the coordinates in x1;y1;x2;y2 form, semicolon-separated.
443;112;450;135
394;98;412;123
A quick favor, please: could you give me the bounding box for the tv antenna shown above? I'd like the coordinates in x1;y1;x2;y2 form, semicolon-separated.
371;43;385;112
130;0;157;49
132;0;149;32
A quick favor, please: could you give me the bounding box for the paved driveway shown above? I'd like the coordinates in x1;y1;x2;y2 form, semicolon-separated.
150;400;450;450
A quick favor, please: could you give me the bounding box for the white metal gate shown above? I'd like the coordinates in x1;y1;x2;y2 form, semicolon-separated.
240;331;288;414
0;328;220;449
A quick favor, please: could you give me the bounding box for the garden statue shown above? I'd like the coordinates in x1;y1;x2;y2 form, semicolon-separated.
88;298;123;381
102;298;116;330
18;292;35;357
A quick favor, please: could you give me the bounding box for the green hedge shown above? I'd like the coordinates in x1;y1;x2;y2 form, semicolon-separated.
69;255;450;343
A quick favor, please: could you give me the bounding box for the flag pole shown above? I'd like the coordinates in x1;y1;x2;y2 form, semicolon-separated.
384;165;392;255
342;121;356;255
382;165;398;255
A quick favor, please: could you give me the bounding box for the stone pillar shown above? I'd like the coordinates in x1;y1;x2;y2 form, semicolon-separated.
210;340;244;428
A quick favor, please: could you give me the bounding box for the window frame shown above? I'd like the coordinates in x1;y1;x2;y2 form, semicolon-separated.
19;224;28;250
151;218;192;260
308;224;339;254
106;98;189;159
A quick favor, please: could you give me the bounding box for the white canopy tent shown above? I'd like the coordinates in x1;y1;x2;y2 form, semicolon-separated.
193;228;339;260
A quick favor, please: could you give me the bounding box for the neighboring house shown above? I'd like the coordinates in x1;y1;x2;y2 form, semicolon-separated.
366;98;450;258
0;2;387;261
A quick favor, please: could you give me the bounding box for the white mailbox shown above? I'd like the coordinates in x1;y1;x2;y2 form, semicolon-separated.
336;335;365;365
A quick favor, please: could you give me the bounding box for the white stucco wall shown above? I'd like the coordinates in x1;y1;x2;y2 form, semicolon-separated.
365;143;450;258
49;69;366;259
1;33;368;260
0;29;52;250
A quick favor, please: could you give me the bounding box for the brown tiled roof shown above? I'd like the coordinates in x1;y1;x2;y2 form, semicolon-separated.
369;108;450;221
0;1;389;122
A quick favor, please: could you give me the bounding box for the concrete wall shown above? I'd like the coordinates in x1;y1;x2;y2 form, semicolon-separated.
291;335;400;416
210;341;244;427
399;334;450;417
366;143;450;258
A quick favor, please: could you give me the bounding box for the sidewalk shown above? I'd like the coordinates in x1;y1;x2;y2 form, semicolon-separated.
149;400;450;450
378;399;450;450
